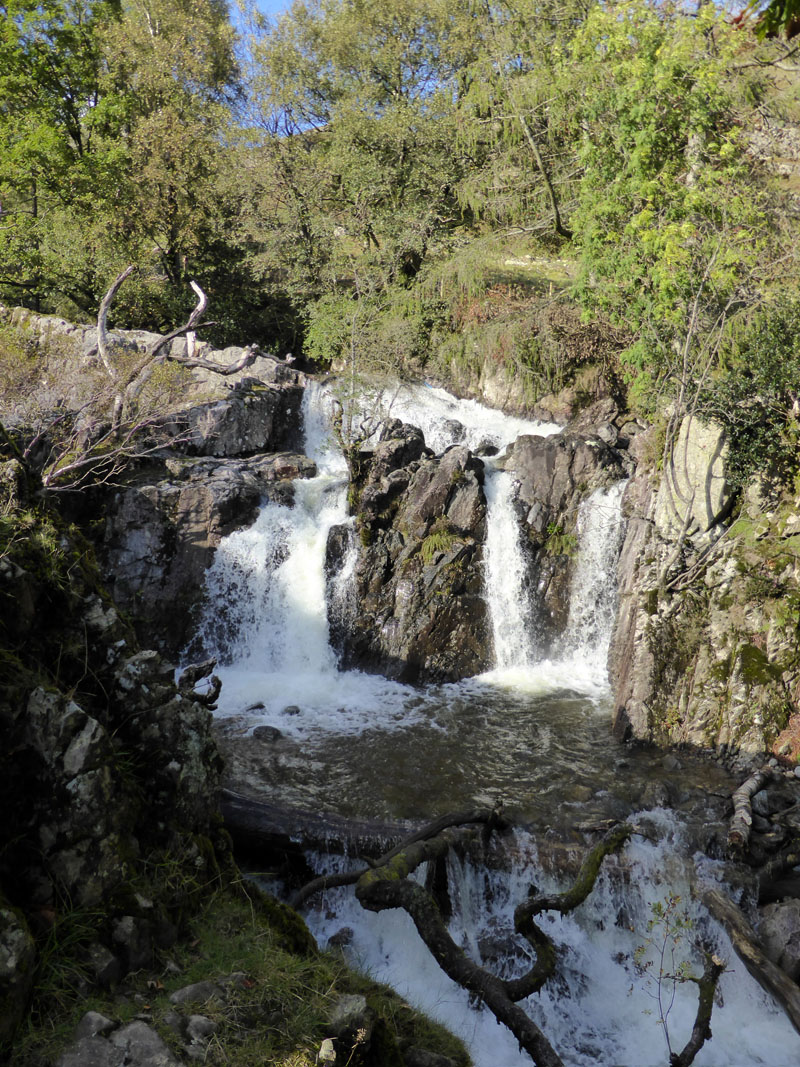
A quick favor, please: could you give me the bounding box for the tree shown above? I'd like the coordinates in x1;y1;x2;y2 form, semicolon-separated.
8;267;258;491
565;0;768;413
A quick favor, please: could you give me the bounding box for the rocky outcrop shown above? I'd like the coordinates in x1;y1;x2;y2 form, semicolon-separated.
610;417;800;759
504;427;628;648
335;421;490;682
101;448;316;654
0;488;229;1051
0;305;299;412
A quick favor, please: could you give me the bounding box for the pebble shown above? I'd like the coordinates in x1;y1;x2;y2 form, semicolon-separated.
793;766;800;779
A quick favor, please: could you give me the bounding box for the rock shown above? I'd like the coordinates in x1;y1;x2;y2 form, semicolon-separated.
758;899;800;980
86;941;122;989
112;915;154;972
186;1014;217;1041
75;1012;117;1040
169;979;226;1007
57;1021;180;1067
640;780;672;809
328;993;369;1033
317;1037;337;1064
109;1020;181;1065
336;426;491;682
0;903;36;1046
253;725;284;743
507;431;624;529
56;1036;120;1067
654;416;732;537
100;450;313;654
327;926;355;947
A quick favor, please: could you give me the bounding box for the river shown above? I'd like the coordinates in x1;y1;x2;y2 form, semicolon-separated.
188;380;800;1066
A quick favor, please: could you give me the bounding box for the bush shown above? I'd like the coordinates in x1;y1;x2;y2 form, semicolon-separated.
702;300;800;492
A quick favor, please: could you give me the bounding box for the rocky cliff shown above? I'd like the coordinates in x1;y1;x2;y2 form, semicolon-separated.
610;414;800;761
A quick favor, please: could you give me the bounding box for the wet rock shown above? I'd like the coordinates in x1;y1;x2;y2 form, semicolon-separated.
341;430;490;682
101;449;313;654
327;926;355;948
507;432;625;531
253;725;284;743
640;780;672;809
758;899;800;980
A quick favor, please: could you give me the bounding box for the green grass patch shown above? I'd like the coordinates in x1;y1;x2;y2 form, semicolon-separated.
10;880;470;1067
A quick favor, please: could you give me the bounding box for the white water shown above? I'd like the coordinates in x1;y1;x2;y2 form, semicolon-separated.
191;380;582;740
482;465;538;670
305;812;800;1066
188;380;800;1065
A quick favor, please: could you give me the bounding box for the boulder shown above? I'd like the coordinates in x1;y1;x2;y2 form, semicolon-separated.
758;899;800;980
339;430;490;682
654;416;732;537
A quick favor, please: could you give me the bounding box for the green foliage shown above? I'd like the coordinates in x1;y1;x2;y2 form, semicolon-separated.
702;299;800;492
420;519;461;563
11;880;469;1067
567;1;767;413
634;894;698;1061
544;521;577;557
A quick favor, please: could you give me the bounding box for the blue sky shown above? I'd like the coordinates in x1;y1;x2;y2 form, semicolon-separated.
255;0;290;16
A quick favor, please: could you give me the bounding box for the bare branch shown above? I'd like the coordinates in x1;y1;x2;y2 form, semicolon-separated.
97;265;135;379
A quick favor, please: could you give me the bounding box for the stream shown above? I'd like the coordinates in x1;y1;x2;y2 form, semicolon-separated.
188;382;800;1066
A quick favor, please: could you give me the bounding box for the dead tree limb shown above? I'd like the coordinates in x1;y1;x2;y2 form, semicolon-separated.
728;767;775;855
669;949;726;1067
96;264;135;379
351;820;631;1067
703;887;800;1037
356;831;565;1067
289;805;508;910
506;823;633;1000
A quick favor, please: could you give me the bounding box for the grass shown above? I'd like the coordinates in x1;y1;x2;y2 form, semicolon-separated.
10;879;471;1067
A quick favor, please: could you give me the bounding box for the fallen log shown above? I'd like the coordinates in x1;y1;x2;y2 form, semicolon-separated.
728;767;775;855
220;788;412;859
703;887;800;1037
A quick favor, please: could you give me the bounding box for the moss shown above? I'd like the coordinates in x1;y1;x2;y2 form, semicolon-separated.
10;882;470;1067
644;588;659;616
738;643;783;687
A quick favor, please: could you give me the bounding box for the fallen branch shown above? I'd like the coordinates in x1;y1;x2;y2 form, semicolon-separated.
353;820;632;1067
728;767;775;855
669;948;726;1067
355;831;565;1067
289;805;508;910
703;887;800;1037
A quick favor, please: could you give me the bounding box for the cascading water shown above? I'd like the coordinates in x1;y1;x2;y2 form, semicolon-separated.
559;479;628;671
189;379;800;1066
303;812;800;1066
482;464;538;671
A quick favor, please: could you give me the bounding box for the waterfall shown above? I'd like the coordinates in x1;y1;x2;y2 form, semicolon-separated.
559;480;628;671
190;380;800;1067
482;465;537;670
189;382;419;737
